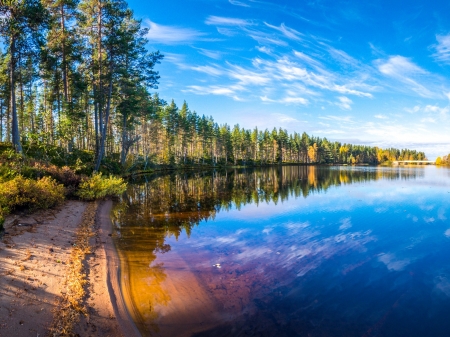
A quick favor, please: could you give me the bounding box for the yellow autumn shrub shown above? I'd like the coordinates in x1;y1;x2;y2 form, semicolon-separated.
76;173;127;200
0;176;65;215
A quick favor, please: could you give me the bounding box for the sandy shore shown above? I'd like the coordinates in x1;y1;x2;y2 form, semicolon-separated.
0;199;138;337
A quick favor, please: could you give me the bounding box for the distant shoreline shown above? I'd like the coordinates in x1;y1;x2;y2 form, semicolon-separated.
125;162;436;177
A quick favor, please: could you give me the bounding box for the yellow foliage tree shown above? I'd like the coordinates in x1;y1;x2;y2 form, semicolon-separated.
308;143;318;163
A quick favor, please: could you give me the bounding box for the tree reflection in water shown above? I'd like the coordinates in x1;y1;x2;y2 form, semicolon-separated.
112;166;419;336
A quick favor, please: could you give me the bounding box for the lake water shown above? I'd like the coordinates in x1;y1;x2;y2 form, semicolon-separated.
112;166;450;337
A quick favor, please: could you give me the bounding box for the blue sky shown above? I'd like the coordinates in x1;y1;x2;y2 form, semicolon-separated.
128;0;450;159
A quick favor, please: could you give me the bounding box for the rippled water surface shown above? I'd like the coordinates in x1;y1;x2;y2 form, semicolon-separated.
113;166;450;337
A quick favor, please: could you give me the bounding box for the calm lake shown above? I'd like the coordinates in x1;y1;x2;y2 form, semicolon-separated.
112;166;450;337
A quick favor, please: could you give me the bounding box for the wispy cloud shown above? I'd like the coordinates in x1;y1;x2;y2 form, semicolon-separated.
403;104;449;118
432;34;450;64
229;64;271;85
264;22;303;41
374;114;388;119
195;48;222;60
257;57;373;97
184;84;245;101
319;115;354;123
271;113;301;123
248;32;288;46
205;16;252;26
191;65;223;76
328;47;359;68
256;46;272;54
335;96;353;110
420;117;437;123
376;56;439;98
424;104;449;117
229;0;250;7
378;56;425;76
144;20;205;44
293;50;323;69
178;48;374;106
404;105;421;113
260;95;308;105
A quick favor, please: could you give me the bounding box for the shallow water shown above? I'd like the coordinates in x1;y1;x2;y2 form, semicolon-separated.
113;166;450;337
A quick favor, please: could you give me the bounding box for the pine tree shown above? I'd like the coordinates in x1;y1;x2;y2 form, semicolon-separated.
0;0;49;152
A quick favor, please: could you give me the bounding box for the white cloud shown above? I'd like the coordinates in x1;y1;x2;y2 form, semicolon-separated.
445;92;450;101
420;117;436;123
229;65;271;85
332;84;373;98
433;34;450;63
313;129;346;134
445;229;450;237
377;56;438;98
196;48;222;60
328;47;359;68
144;20;205;44
378;56;426;76
191;65;223;76
261;95;308;105
319;115;353;123
264;22;303;41
260;95;274;102
336;96;353;110
229;0;250;7
184;84;245;101
293;50;323;69
424;105;449;116
188;85;234;95
374;114;388;119
272;113;301;123
248;33;288;46
403;105;449;118
256;46;272;54
216;27;237;36
404;105;420;113
205;16;251;26
281;96;308;104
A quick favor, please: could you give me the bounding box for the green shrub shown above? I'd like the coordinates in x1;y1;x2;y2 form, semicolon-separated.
0;176;65;213
76;173;127;200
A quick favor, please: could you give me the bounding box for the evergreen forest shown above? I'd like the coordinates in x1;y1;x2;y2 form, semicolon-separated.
0;0;427;173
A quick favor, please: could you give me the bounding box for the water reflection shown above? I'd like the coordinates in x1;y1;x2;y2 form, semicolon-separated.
113;166;450;337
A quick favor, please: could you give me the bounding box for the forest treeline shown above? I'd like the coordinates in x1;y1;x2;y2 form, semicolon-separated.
436;155;450;166
0;0;426;171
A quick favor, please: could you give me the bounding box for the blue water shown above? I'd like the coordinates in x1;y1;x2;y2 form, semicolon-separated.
116;166;450;337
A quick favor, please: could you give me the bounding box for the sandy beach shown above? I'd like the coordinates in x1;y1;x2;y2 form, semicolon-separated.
0;199;136;337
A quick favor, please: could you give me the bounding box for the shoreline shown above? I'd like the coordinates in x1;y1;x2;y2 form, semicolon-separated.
97;200;142;337
0;200;140;337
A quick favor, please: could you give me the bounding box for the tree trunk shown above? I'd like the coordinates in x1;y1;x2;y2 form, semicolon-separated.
96;0;103;162
0;100;3;141
10;35;22;153
120;112;127;167
95;67;113;171
61;4;68;102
